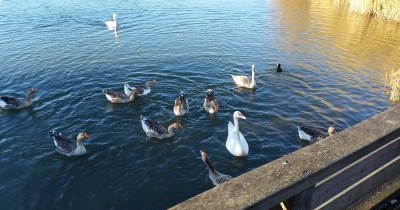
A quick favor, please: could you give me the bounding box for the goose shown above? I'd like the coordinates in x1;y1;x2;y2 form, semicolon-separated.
226;111;248;156
105;13;117;30
141;115;183;139
200;150;233;186
173;92;189;116
231;64;256;89
51;130;91;156
297;125;336;142
276;63;283;72
124;80;156;97
203;89;219;114
0;88;37;110
104;88;140;104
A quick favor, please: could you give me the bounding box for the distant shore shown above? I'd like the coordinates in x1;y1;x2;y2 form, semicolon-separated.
341;0;400;22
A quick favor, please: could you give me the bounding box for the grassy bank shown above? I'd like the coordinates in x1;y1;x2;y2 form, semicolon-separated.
341;0;400;22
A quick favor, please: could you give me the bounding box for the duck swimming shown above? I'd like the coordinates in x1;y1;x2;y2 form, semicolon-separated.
276;63;283;72
200;150;233;186
173;92;189;116
226;111;248;156
124;80;156;97
0;88;37;110
231;64;256;89
51;130;91;156
203;89;219;114
105;13;117;30
297;125;336;142
141;115;183;139
104;88;140;104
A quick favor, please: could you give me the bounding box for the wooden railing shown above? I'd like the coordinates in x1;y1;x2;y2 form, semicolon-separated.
170;105;400;210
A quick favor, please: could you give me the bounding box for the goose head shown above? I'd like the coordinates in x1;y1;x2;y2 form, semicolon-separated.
112;13;117;19
171;122;183;130
77;132;91;142
28;87;38;94
178;92;187;102
233;111;246;120
205;89;215;102
200;150;208;162
328;124;336;136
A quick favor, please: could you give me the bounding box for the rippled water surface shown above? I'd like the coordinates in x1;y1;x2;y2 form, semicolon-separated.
1;0;399;209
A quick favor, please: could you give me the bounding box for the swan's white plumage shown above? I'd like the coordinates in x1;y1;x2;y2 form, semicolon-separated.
226;111;248;156
231;64;256;89
105;13;117;30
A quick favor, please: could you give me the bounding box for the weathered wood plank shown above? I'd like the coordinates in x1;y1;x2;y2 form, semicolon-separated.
308;137;400;208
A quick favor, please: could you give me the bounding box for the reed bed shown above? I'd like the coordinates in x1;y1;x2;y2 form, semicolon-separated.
342;0;400;22
385;68;400;103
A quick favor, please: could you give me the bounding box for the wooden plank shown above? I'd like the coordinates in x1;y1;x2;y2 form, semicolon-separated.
316;154;400;209
308;137;400;208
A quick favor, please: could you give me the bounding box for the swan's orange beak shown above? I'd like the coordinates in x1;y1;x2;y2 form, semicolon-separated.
85;133;91;138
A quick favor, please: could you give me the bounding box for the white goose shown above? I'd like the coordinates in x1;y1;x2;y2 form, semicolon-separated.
141;115;183;139
0;88;37;110
203;89;219;114
231;64;256;89
200;150;233;186
297;125;336;142
51;130;91;157
173;92;189;116
105;13;117;30
124;80;156;97
104;88;140;104
226;111;248;156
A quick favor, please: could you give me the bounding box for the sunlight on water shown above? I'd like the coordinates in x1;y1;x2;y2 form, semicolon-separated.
0;0;399;209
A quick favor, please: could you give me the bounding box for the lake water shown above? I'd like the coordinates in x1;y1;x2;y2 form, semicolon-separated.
0;0;399;209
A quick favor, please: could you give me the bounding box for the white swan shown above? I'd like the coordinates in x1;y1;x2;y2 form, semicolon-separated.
297;125;336;142
105;13;117;30
203;89;219;114
200;150;233;186
226;111;248;156
0;88;37;109
231;64;256;89
173;92;189;116
51;130;91;157
124;80;156;96
141;115;183;139
104;88;140;104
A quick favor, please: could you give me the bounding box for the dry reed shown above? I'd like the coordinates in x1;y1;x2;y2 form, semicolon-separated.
385;68;400;103
343;0;400;22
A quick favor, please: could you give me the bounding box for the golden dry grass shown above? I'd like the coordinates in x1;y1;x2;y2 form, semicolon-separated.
345;0;400;22
385;68;400;103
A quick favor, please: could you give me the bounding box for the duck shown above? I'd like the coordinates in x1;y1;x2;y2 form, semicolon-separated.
200;150;233;186
276;63;283;72
104;88;140;104
173;92;189;116
51;130;91;156
105;13;117;30
0;88;37;110
141;115;183;139
203;89;219;114
231;64;256;89
226;111;248;156
124;80;156;97
297;124;336;142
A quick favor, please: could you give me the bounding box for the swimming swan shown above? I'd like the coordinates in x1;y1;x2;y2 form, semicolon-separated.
231;64;256;89
0;88;37;110
226;111;248;156
200;150;233;186
105;13;117;30
51;130;91;156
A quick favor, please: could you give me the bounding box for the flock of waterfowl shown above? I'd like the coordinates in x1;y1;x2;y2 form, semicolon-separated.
0;13;338;187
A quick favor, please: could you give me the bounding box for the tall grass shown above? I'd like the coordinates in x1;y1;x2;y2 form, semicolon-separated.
385;68;400;103
344;0;400;22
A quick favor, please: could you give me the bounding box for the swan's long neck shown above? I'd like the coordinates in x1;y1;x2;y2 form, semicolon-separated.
76;138;84;147
251;70;255;86
234;116;240;131
113;15;117;24
144;81;152;90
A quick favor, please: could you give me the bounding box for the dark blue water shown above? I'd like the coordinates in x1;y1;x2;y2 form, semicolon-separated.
1;0;399;209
